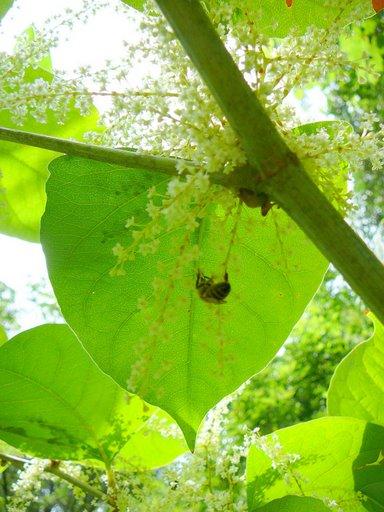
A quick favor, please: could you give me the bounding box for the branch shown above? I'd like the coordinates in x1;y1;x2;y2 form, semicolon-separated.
154;0;384;322
0;126;188;178
0;453;106;503
0;126;233;188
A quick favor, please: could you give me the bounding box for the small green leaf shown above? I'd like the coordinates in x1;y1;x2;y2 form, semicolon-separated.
247;417;384;511
0;324;152;462
340;21;384;82
253;495;331;512
0;0;14;21
41;157;328;448
0;326;7;347
114;410;187;470
328;315;384;427
292;120;353;138
121;0;145;12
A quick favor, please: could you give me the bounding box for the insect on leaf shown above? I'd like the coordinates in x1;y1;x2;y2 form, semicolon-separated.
41;156;328;449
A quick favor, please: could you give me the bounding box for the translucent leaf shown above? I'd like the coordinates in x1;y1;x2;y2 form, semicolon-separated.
247;417;384;511
209;0;374;37
41;156;328;448
0;323;185;466
253;495;330;512
328;315;384;427
121;0;145;12
0;0;14;21
0;326;6;347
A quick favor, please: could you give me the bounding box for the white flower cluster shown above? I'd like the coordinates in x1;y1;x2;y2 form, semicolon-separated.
101;0;384;281
7;459;49;512
145;413;182;440
253;432;302;487
114;398;255;511
285;113;384;212
0;1;110;125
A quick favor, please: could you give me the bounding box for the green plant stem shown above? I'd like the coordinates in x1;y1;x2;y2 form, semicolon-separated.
154;0;384;322
104;462;119;512
0;453;106;503
1;469;7;510
0;126;235;188
0;126;187;177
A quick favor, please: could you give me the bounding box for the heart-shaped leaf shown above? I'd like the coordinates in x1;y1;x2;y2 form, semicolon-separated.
328;315;384;427
41;156;327;448
0;323;186;466
247;417;384;511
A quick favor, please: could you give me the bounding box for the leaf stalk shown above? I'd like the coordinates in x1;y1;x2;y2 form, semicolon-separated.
0;126;186;177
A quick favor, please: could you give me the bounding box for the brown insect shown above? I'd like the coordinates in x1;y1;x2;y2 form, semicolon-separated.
195;270;231;304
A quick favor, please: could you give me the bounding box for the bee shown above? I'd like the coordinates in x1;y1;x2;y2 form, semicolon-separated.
195;270;231;304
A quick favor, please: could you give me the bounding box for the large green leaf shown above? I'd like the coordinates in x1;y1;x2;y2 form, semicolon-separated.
0;323;185;465
0;65;99;242
247;417;384;511
41;156;327;448
0;0;14;21
253;496;331;512
209;0;374;38
328;315;384;427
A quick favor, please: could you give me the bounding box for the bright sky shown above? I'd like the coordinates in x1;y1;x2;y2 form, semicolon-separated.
0;0;333;333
